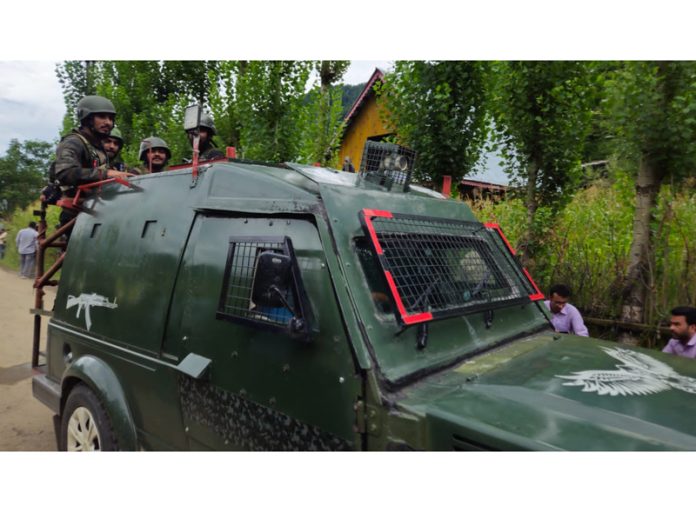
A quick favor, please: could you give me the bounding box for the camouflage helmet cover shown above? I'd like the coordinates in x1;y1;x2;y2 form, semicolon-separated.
139;136;171;161
76;95;117;122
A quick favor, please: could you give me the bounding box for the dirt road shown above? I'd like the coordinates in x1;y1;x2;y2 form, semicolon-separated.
0;266;56;450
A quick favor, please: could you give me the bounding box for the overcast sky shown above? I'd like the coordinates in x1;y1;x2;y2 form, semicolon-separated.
0;60;392;155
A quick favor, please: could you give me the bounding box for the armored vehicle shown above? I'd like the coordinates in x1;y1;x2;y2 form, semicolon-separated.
32;143;696;450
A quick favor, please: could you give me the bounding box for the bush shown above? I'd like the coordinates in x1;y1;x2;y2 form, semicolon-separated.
0;202;62;274
469;171;696;336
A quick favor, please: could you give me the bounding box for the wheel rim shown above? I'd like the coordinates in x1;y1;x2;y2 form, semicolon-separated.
66;406;101;451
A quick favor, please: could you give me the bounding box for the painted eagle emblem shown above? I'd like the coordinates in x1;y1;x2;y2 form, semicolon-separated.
557;346;696;397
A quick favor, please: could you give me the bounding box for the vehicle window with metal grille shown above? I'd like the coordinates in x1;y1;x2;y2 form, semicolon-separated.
359;209;541;325
216;237;297;329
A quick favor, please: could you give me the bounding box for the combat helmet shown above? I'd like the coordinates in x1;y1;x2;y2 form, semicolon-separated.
187;111;216;135
108;127;124;146
138;136;171;161
76;95;117;123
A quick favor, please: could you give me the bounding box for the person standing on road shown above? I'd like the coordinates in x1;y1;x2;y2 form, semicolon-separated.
15;221;38;279
662;306;696;359
0;228;7;259
544;283;589;337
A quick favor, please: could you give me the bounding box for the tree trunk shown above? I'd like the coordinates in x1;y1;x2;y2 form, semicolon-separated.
520;160;539;268
619;157;662;345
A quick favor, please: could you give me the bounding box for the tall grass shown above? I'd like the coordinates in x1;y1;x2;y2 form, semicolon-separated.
0;202;62;274
469;172;696;342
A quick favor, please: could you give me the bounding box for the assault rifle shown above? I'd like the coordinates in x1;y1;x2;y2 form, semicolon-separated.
66;293;118;331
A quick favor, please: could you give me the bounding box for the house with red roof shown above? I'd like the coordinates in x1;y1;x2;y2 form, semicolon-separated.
337;67;508;200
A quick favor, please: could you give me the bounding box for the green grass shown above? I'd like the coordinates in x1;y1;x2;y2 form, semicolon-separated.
0;202;62;274
469;172;696;342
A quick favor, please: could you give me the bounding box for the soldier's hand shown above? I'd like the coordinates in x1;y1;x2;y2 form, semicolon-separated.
106;169;135;180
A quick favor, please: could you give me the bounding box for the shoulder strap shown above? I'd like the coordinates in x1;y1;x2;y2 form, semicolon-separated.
63;131;100;164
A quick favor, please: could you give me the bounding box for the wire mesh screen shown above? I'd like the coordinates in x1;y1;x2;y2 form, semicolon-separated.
360;210;538;324
359;141;417;191
218;237;296;328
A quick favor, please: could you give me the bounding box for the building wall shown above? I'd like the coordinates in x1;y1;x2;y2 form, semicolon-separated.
338;93;391;171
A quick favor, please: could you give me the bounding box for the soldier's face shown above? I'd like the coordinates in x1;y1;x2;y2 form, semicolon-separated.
103;137;121;159
147;148;168;166
669;315;696;342
187;128;209;145
92;113;115;135
549;293;569;314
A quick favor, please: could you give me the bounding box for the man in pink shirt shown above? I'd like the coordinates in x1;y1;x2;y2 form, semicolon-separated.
544;284;589;337
662;306;696;359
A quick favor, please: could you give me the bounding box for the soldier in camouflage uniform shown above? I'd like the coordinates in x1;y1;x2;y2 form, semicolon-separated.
102;126;126;171
53;95;133;232
186;111;225;161
138;136;171;174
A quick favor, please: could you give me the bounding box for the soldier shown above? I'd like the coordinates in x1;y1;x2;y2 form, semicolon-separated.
138;137;171;174
186;111;224;161
53;95;133;231
103;126;126;171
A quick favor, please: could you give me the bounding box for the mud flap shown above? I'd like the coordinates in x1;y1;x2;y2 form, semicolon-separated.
51;414;61;450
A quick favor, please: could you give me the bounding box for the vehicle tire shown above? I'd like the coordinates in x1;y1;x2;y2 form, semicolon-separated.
60;383;118;451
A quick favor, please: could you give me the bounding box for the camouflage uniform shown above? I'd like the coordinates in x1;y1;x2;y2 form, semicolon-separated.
200;146;225;161
54;129;109;192
54;129;111;232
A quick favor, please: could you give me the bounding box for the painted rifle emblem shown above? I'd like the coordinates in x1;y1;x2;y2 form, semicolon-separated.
557;346;696;396
66;293;118;331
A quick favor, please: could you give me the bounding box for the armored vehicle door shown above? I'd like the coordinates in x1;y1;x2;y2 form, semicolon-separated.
163;212;361;450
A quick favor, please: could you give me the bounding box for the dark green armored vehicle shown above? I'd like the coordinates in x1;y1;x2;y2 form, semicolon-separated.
32;143;696;450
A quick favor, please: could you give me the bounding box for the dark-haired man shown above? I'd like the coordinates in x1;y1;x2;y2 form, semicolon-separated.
53;95;133;231
138;137;171;174
544;283;589;337
186;111;224;161
103;126;126;171
662;306;696;359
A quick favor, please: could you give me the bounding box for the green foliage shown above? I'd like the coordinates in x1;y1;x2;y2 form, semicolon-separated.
55;60;356;167
489;61;600;214
378;61;490;182
208;61;242;150
55;61;98;114
299;61;350;166
469;166;696;332
0;139;53;215
341;83;365;118
0;202;61;273
468;196;528;249
94;61;214;167
603;61;696;177
235;61;312;161
299;86;346;166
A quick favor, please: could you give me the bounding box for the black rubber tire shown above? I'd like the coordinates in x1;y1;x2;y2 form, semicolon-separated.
60;383;118;451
